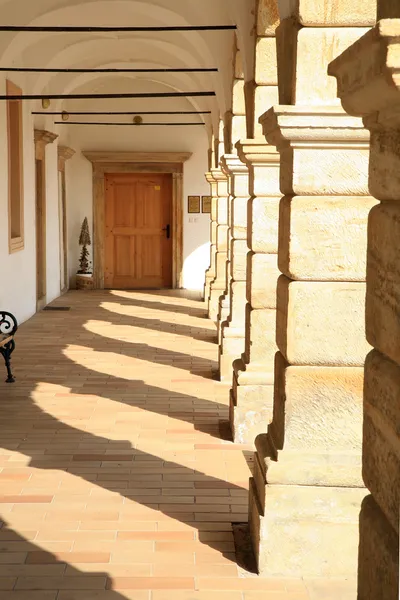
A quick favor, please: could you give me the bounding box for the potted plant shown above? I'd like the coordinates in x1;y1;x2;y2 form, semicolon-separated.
76;217;94;290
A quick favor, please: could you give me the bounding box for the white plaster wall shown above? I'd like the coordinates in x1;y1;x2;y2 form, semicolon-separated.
182;141;211;291
65;153;93;289
0;75;37;325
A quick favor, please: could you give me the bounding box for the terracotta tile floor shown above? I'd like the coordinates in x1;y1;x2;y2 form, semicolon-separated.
0;290;355;599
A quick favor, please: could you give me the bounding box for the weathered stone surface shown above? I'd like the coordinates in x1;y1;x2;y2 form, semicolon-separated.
231;197;247;237
250;164;280;198
249;197;280;253
229;140;281;446
245;81;280;138
231;239;248;280
219;334;245;382
204;173;217;300
255;37;278;85
279;195;376;281
247;252;279;309
266;352;364;486
329;20;400;119
358;495;399;600
260;106;370;196
276;278;371;365
257;0;280;35
254;85;280;136
235;47;244;79
228;280;247;322
244;305;277;365
366;203;400;365
369;129;400;202
276;22;369;105
229;383;273;444
277;0;376;25
250;482;367;576
232;78;246;115
218;156;249;380
231;115;247;148
208;170;229;321
363;350;400;534
216;224;228;250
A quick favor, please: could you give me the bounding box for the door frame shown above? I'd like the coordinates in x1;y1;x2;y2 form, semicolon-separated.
83;151;191;289
58;146;75;293
34;129;58;311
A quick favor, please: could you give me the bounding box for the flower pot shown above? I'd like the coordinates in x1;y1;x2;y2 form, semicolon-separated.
76;273;94;290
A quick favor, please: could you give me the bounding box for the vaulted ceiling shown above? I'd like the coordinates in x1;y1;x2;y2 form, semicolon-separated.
0;0;258;142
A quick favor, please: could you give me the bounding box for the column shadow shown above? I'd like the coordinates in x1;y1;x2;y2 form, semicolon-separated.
0;519;133;598
0;292;249;568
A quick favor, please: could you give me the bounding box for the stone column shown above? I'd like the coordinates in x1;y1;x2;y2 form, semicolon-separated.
214;48;247;341
208;169;229;322
204;172;218;303
216;159;235;344
227;0;280;433
229;141;280;442
329;20;400;600
248;2;377;580
218;155;249;381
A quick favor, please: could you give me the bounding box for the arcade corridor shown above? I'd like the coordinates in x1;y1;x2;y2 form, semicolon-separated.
0;291;350;599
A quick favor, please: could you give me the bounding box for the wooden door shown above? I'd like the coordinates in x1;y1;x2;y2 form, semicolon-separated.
104;173;172;289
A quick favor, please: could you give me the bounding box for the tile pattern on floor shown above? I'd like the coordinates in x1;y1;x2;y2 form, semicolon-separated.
0;290;355;599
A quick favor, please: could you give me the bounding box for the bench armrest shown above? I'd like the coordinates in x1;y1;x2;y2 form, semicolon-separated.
0;311;18;338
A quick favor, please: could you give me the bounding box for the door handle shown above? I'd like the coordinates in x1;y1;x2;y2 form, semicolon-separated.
162;224;170;239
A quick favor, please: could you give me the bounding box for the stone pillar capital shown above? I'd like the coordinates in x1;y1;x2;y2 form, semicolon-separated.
34;129;58;146
205;171;216;184
34;129;58;160
236;138;280;168
220;154;248;177
211;167;228;183
329;20;400;123
329;20;400;202
259;106;369;196
260;105;368;149
58;145;75;171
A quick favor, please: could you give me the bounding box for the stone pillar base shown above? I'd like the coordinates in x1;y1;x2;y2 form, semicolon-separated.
219;281;247;381
204;271;215;302
208;285;225;321
218;327;245;382
249;476;367;577
216;293;230;344
229;359;274;444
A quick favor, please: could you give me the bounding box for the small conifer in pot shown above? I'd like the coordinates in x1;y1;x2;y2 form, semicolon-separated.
77;217;92;274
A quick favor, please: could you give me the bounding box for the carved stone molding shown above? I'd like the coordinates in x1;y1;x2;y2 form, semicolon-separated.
58;146;75;172
34;129;58;160
83;151;192;165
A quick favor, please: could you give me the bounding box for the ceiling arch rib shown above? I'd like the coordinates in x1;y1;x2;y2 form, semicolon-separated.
43;72;216;127
1;0;236;118
0;0;256;143
26;37;221;101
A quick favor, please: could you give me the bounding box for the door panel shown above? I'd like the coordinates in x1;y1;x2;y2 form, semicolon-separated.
105;173;172;289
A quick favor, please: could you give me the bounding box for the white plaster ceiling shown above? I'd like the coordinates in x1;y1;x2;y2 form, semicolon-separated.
0;0;258;142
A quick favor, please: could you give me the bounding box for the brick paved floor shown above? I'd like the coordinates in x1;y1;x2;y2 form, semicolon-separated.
0;290;356;599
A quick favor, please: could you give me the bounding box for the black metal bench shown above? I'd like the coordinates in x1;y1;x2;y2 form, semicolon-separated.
0;311;17;383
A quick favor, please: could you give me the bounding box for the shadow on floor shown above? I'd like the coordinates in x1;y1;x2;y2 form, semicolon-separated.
0;291;247;571
0;519;131;599
99;302;217;344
